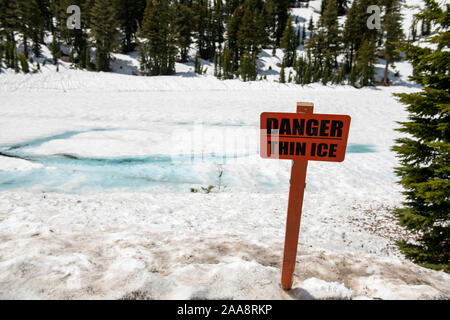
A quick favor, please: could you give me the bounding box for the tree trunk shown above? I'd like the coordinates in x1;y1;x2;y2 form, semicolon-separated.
383;61;389;86
23;35;28;58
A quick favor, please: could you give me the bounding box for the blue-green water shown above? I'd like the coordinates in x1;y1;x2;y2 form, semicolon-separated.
0;129;376;193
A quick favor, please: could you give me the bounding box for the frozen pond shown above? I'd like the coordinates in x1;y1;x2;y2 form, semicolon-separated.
0;129;376;193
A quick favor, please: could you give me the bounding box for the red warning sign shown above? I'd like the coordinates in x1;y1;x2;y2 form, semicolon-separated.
260;112;351;162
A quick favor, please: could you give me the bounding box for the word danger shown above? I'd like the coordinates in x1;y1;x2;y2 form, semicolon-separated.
260;112;351;162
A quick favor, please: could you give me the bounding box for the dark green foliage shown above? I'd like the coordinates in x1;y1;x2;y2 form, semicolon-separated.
85;47;92;71
302;60;312;85
333;63;346;84
320;0;340;69
19;52;29;73
90;0;120;72
280;16;297;67
382;0;404;85
113;0;146;53
140;0;177;75
301;23;306;45
49;35;61;65
392;0;449;272
194;54;205;75
342;0;378;75
221;45;233;79
279;62;286;83
355;37;376;87
13;48;20;73
175;0;195;62
411;22;417;42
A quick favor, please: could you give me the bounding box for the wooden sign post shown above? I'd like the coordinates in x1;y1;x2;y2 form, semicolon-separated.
260;102;351;291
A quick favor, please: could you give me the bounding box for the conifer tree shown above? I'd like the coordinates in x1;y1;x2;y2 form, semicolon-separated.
342;0;377;75
140;0;178;75
85;47;92;71
392;0;449;272
320;0;340;69
411;22;417;42
322;54;331;85
19;52;29;73
382;0;404;86
333;63;346;84
355;36;376;87
175;0;195;62
279;62;286;83
302;60;312;85
222;45;233;79
90;0;120;72
113;0;146;52
49;34;61;65
280;16;297;67
273;0;290;46
13;47;20;73
212;0;225;50
0;43;3;71
301;23;306;45
308;16;314;34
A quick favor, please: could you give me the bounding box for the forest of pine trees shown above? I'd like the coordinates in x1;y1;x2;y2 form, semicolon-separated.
392;0;449;272
0;0;428;86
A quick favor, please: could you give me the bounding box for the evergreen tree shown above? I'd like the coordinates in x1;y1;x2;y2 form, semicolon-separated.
382;0;404;86
140;0;178;75
273;0;290;47
342;0;378;75
85;47;92;71
312;60;321;82
222;44;233;79
194;0;214;61
302;60;312;85
175;0;195;62
333;63;347;84
392;0;449;272
49;34;61;65
0;43;3;71
13;47;20;73
90;0;120;71
411;22;417;42
322;54;331;85
212;0;225;49
320;0;340;70
280;16;297;67
19;52;29;73
307;15;314;34
301;23;306;45
279;62;286;83
113;0;146;52
355;37;376;87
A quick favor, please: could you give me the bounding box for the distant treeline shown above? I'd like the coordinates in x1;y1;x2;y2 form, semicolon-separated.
0;0;426;86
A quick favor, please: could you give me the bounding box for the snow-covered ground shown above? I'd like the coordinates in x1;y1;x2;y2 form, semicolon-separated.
0;1;448;300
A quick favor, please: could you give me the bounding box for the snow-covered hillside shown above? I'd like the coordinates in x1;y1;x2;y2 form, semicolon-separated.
0;1;448;300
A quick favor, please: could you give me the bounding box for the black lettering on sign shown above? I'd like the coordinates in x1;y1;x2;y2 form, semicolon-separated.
289;142;295;155
279;119;292;135
267;118;278;135
317;143;328;157
329;144;338;157
296;142;306;156
319;120;330;137
311;143;317;156
292;119;305;136
306;119;319;136
279;141;289;155
330;120;344;137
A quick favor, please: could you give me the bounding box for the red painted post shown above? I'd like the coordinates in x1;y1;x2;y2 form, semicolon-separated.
281;102;314;291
